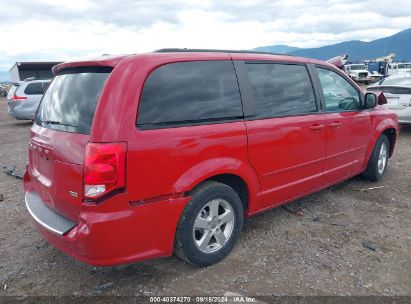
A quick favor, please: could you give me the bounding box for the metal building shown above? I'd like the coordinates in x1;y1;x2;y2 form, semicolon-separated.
9;61;62;82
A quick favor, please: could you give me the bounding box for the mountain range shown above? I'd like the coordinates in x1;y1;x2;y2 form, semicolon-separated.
253;45;301;54
254;28;411;62
1;28;410;82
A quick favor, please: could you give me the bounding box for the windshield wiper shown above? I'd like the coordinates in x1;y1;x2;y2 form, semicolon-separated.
41;120;78;128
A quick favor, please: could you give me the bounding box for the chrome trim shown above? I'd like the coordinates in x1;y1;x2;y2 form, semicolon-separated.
69;191;78;198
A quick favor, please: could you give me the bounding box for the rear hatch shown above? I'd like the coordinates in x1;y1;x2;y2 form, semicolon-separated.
28;67;112;220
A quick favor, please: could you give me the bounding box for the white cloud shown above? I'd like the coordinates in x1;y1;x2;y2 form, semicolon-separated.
37;0;94;10
0;0;411;70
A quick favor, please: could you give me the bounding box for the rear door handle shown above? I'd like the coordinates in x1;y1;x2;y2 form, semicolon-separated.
329;122;342;128
309;124;325;131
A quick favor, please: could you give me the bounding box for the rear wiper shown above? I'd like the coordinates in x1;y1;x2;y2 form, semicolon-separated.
41;120;78;128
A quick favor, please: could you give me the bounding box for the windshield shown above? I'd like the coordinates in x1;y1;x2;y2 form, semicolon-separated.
35;67;111;134
349;65;367;70
398;64;411;69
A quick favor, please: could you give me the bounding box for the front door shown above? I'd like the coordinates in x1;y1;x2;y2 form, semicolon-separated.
315;67;371;184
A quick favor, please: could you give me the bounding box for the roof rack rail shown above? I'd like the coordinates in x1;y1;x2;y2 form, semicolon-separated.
153;48;293;56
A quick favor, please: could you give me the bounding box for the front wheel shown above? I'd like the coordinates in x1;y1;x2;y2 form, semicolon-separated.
363;134;389;181
174;181;244;267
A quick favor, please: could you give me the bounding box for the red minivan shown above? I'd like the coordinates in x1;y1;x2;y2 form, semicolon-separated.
24;50;399;267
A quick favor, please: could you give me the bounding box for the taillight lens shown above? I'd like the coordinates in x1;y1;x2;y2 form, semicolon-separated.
84;142;127;199
12;94;27;101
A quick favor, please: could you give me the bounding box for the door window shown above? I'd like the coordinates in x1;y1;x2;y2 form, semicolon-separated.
245;63;317;118
316;68;360;111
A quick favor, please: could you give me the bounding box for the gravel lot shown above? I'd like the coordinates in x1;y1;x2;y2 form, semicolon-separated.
0;97;410;298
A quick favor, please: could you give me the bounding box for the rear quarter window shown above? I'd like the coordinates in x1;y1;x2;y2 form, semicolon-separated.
137;60;243;129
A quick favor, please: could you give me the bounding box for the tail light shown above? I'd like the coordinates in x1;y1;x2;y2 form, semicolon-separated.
12;94;27;101
84;142;127;200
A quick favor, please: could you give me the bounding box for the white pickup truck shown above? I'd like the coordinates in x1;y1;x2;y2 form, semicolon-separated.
343;64;372;83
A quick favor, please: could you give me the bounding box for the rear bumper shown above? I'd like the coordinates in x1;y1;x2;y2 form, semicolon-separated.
387;107;411;124
7;105;34;120
24;177;190;266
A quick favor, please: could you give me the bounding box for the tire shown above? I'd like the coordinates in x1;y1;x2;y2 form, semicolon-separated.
174;181;244;267
363;134;390;182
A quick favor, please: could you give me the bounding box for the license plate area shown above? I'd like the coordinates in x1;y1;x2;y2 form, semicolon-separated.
29;141;54;187
386;97;399;106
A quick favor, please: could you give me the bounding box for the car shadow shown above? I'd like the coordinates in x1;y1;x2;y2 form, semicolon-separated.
0;121;33;128
399;123;411;135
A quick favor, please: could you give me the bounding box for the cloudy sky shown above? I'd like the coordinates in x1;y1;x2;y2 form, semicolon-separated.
1;0;411;71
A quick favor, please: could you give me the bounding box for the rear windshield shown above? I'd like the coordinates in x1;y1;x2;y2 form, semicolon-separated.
35;67;111;134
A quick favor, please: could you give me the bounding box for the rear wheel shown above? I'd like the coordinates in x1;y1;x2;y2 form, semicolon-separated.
363;134;389;181
174;181;244;267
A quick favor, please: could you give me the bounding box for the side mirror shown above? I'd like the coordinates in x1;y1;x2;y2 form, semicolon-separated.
364;93;377;109
364;91;388;109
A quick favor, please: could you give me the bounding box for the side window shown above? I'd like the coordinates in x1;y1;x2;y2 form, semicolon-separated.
316;68;361;111
137;61;243;128
24;83;44;95
245;63;317;118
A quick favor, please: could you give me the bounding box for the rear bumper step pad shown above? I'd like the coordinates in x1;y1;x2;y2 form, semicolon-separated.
25;191;77;235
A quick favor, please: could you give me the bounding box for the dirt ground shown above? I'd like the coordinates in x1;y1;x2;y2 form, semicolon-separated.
0;97;410;298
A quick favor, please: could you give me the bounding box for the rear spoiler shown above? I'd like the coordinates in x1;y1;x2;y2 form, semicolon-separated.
52;55;128;75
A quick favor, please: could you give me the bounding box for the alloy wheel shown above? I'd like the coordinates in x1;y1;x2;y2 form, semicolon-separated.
377;142;388;174
192;199;235;253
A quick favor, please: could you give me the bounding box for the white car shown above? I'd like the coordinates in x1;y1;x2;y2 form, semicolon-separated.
367;73;411;124
7;78;51;120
